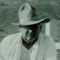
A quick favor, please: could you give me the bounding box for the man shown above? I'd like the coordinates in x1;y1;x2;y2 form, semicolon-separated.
0;2;57;60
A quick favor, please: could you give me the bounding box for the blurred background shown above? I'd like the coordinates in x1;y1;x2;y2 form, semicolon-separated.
0;0;60;60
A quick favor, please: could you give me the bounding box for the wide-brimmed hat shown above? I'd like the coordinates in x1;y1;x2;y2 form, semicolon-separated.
11;3;50;25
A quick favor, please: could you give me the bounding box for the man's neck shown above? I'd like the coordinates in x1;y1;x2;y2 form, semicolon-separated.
22;38;38;50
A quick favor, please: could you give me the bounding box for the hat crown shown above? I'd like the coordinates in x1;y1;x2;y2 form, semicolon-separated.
18;3;32;23
18;3;39;23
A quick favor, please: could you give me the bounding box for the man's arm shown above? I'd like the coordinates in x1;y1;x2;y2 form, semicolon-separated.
45;37;57;60
0;35;12;60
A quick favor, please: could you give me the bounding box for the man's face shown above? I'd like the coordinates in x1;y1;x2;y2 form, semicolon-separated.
19;24;41;43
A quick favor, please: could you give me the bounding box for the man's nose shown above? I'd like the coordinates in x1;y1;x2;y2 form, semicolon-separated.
27;29;32;34
29;29;32;33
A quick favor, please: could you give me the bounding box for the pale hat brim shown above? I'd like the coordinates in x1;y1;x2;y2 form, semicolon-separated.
11;18;50;25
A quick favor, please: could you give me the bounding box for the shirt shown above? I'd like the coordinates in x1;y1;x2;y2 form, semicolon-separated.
21;40;38;60
0;32;57;60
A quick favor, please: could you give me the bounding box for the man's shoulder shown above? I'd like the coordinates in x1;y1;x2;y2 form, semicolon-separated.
41;33;56;50
4;32;21;39
6;32;22;38
39;33;55;46
0;32;22;58
39;33;51;40
0;32;22;46
40;33;53;40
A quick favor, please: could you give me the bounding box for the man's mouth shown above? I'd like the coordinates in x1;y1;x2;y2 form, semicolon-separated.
27;34;32;37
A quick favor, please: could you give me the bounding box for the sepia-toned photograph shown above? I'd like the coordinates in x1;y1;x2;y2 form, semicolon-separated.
0;0;60;60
